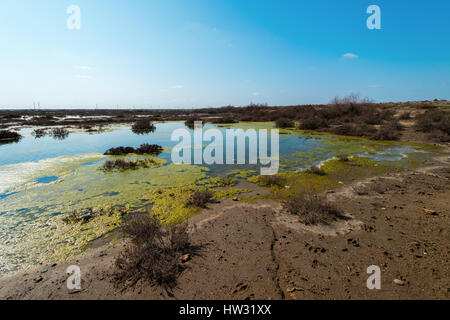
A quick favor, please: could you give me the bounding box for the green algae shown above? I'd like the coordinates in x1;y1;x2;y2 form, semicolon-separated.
0;121;445;275
250;156;401;199
226;169;258;179
0;155;250;273
42;205;129;264
144;184;250;226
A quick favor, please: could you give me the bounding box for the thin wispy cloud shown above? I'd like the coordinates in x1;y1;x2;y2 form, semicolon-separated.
343;53;359;59
75;66;93;70
171;85;184;89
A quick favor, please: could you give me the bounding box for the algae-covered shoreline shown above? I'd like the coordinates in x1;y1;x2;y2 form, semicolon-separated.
0;121;445;276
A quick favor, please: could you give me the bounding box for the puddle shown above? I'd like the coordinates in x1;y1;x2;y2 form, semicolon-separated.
36;176;59;184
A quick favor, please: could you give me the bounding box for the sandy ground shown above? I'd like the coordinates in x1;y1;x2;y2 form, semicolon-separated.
1;162;448;300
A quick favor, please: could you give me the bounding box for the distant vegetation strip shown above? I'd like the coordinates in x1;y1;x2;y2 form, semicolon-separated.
104;144;164;156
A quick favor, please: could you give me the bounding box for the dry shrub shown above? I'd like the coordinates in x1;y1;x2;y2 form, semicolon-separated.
370;123;401;140
184;117;202;129
131;119;156;134
115;214;192;289
212;117;237;124
100;158;159;171
257;175;287;187
104;144;163;156
282;191;344;225
398;112;411;120
275;118;294;128
104;146;136;155
136;143;164;154
306;165;326;175
0;130;22;141
185;189;214;208
337;154;349;162
32;128;48;138
298;116;328;130
51;128;69;140
330;123;375;137
415;109;450;142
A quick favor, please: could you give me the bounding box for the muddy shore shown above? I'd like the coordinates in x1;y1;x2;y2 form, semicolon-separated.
0;102;448;300
1;162;448;300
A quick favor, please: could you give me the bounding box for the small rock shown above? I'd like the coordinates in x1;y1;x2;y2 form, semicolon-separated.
232;197;240;201
34;276;43;283
423;209;439;216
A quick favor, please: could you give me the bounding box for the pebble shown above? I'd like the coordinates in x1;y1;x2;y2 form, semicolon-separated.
393;279;406;286
423;209;439;216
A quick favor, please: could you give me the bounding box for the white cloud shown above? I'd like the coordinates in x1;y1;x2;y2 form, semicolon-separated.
252;92;260;97
171;85;184;89
343;53;359;59
75;66;93;70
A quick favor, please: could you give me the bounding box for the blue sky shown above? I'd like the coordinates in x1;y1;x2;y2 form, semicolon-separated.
0;0;448;109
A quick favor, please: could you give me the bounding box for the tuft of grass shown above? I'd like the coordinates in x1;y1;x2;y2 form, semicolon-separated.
51;128;69;140
256;175;287;187
185;189;214;208
100;158;160;172
114;214;194;290
217;177;237;186
282;191;344;225
306;165;326;175
32;128;48;138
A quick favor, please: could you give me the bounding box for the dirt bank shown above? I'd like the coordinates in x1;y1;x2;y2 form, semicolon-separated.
1;163;448;300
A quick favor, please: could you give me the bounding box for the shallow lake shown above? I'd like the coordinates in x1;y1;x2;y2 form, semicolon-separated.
0;122;438;274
